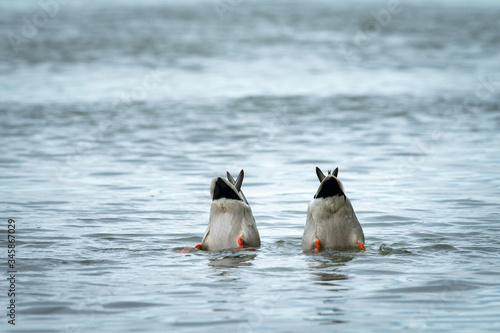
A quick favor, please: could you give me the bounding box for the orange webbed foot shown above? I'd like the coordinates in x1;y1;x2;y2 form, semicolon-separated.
236;237;255;251
314;239;321;253
358;242;366;251
194;244;202;250
176;246;196;253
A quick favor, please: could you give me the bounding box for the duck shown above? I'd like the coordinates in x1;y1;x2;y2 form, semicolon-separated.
301;167;365;253
195;170;261;251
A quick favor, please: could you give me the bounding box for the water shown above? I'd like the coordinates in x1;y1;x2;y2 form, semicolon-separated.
1;0;500;332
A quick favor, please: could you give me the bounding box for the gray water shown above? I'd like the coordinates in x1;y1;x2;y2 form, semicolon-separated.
1;0;500;332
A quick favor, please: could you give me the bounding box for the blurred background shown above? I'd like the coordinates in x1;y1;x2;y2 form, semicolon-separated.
1;0;499;332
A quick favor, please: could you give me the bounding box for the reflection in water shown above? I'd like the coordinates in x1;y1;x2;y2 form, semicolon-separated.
307;251;355;325
208;253;257;269
309;251;353;285
208;253;257;283
314;271;349;284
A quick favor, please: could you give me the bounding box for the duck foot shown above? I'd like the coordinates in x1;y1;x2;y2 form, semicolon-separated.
358;242;366;251
176;246;198;253
314;239;321;253
236;237;255;251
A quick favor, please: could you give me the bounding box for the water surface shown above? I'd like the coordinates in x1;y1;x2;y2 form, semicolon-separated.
1;0;500;332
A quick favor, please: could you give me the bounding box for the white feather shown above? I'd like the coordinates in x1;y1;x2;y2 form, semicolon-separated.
301;171;364;251
201;176;260;251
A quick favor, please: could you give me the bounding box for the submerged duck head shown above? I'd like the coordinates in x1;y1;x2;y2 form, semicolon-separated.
314;167;346;200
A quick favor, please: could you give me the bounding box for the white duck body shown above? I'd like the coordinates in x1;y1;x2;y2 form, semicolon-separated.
200;171;260;251
301;167;365;251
